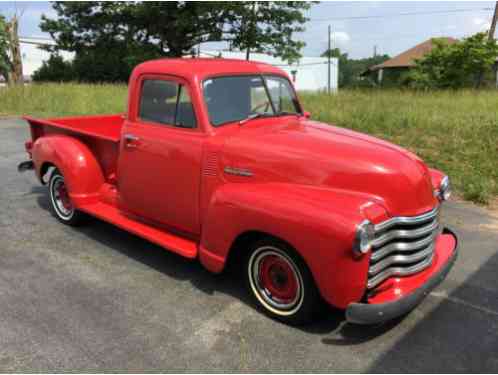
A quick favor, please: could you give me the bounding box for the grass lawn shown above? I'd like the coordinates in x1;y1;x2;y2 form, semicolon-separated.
1;84;497;204
0;83;128;118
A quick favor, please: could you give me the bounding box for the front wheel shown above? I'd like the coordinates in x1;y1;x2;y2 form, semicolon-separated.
48;169;85;226
244;238;322;325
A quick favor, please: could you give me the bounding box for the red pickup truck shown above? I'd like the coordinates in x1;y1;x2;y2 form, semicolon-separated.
19;58;457;325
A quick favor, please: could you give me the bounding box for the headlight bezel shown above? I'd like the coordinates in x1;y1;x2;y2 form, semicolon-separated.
437;175;451;201
353;219;375;256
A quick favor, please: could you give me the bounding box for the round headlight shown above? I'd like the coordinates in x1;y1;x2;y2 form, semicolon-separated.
354;220;375;256
439;175;451;201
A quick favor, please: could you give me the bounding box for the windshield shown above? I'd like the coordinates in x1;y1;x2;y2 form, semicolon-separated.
203;75;301;127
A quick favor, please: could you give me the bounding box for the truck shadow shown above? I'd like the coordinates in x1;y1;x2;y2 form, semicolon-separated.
366;249;498;372
35;189;403;341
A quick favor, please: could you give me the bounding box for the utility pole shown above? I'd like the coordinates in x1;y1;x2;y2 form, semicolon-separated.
489;2;498;88
476;2;498;88
489;1;498;40
6;15;23;85
327;24;331;94
373;45;377;58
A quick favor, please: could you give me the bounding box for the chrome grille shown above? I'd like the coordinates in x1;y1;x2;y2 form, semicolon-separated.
367;206;440;289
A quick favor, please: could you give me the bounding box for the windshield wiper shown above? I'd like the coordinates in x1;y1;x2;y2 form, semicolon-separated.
275;111;299;117
239;112;299;125
239;113;271;125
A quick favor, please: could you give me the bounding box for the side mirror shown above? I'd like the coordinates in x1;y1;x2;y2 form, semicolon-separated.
303;111;311;119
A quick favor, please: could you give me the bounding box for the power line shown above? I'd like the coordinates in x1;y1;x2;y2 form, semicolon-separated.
19;39;53;46
19;35;53;41
265;61;331;67
310;7;493;22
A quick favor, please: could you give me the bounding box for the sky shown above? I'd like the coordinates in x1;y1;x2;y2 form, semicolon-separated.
0;0;496;74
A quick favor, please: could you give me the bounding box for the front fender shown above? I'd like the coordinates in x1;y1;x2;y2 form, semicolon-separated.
32;135;105;207
429;167;445;190
200;182;389;308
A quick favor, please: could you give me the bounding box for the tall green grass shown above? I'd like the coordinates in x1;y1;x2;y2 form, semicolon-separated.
300;89;498;204
1;84;496;204
0;83;127;117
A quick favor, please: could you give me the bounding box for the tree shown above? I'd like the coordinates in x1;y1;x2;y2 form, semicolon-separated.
5;15;23;84
38;2;229;82
409;33;498;89
32;54;73;82
321;47;343;59
321;47;349;87
225;2;311;63
133;2;229;57
321;47;390;88
0;14;11;83
37;1;312;82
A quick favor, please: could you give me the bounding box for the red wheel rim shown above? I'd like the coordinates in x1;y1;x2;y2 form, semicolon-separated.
258;254;298;303
51;175;74;218
57;183;72;210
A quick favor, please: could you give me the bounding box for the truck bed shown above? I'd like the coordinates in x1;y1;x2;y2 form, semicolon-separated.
24;114;124;143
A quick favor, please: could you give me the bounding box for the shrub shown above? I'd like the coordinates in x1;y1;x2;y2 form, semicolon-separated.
409;33;498;89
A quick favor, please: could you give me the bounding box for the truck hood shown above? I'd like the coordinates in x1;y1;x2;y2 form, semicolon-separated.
222;118;438;217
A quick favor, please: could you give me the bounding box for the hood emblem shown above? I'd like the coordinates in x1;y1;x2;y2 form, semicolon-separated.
224;166;253;177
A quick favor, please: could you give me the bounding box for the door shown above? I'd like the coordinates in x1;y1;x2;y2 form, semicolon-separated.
117;75;204;235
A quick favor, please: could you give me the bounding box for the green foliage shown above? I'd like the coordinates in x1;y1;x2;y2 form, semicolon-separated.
35;1;312;82
39;2;173;82
321;48;390;87
409;33;498;89
226;2;311;64
0;14;11;82
32;54;73;82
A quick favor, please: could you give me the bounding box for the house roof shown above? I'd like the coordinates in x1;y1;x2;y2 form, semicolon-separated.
369;37;458;71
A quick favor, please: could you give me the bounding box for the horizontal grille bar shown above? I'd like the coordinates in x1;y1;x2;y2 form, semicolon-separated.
370;227;439;261
374;206;439;232
367;206;440;290
372;219;439;248
367;253;435;289
369;242;435;276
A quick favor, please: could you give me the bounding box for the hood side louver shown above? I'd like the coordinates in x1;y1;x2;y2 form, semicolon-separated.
203;152;219;177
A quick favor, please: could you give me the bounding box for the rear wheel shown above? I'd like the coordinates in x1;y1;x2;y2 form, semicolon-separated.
48;169;85;226
244;238;322;325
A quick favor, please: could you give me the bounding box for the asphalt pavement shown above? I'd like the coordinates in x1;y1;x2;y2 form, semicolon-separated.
1;118;497;372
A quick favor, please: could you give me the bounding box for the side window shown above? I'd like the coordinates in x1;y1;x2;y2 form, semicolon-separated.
175;86;197;129
139;79;196;129
250;77;273;115
139;80;178;125
264;76;299;114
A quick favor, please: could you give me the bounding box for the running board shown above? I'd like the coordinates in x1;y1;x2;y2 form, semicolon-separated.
78;202;198;259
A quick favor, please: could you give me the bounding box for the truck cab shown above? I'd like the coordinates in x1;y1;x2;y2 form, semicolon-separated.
20;58;458;325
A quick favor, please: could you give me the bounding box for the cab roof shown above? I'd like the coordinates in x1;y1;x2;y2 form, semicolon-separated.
132;58;288;81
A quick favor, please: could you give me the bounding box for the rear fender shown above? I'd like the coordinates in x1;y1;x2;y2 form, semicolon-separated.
32;135;105;207
199;183;388;308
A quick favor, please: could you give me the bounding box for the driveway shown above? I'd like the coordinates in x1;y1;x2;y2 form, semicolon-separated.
1;118;497;372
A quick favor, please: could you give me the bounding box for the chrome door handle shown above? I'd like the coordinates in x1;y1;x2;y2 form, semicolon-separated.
123;133;140;148
124;134;139;141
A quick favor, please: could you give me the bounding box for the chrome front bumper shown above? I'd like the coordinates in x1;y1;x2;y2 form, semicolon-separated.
346;227;458;325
